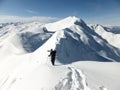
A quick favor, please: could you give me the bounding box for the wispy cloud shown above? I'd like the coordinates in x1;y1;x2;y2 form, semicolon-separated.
0;15;59;23
25;9;38;14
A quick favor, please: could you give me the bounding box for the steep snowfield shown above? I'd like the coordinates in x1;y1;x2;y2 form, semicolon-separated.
90;24;120;48
0;16;120;90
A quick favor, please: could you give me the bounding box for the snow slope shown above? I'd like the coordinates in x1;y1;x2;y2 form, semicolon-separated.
4;64;91;90
0;16;120;90
1;61;120;90
90;24;120;48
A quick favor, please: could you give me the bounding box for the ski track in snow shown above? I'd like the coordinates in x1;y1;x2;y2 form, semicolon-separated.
55;66;90;90
55;66;107;90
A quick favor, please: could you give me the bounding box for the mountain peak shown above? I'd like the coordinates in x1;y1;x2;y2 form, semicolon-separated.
62;16;83;24
45;16;86;31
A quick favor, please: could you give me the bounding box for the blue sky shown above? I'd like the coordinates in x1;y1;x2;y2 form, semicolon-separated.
0;0;120;25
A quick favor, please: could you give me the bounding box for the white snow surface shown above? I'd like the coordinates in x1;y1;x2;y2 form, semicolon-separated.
1;60;120;90
0;16;120;90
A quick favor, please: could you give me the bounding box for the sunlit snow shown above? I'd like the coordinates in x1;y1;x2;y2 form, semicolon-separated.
0;16;120;90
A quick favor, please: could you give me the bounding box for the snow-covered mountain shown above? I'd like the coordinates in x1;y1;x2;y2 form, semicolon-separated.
89;24;120;48
0;16;120;90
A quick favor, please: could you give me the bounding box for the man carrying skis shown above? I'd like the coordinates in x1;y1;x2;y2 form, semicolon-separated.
48;49;56;66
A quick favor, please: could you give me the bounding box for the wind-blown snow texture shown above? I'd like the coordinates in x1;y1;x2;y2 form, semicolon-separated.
0;16;120;90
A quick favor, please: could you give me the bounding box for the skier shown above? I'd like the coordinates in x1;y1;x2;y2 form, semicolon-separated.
48;49;56;66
